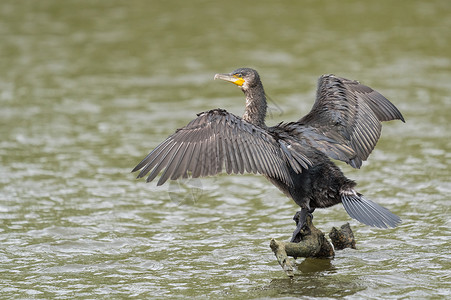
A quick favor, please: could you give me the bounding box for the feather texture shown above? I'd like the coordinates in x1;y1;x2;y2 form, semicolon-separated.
341;191;401;228
297;74;404;168
132;109;313;186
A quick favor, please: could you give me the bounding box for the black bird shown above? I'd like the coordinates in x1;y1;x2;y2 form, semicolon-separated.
132;68;404;242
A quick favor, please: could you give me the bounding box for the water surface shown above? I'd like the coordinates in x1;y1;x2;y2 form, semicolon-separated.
0;0;450;298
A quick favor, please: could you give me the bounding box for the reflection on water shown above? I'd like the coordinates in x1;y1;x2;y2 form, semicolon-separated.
1;0;450;298
265;275;366;299
296;258;336;274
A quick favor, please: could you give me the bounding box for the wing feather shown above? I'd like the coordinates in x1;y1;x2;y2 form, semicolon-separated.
296;74;404;168
133;109;312;186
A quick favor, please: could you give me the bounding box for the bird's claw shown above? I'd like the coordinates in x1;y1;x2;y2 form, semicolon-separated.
290;210;314;243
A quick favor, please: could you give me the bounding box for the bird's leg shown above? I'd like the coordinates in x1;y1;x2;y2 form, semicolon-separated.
290;208;316;243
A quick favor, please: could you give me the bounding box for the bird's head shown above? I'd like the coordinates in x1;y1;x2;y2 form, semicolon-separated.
214;68;261;91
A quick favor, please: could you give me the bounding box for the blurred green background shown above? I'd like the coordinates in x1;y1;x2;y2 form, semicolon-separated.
1;0;450;298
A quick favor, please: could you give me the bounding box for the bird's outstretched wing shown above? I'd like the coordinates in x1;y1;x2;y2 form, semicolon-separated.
296;74;405;168
132;109;312;186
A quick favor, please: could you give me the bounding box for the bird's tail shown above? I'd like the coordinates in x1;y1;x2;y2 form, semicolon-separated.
341;190;401;228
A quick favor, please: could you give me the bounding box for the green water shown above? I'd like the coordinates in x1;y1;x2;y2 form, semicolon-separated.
1;0;450;298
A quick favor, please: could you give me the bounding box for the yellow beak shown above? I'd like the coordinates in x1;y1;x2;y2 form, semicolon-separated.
214;73;245;86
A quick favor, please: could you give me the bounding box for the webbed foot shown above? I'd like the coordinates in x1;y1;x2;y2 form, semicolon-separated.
290;208;315;243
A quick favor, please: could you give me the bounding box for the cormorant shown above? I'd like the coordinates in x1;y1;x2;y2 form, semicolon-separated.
132;68;404;242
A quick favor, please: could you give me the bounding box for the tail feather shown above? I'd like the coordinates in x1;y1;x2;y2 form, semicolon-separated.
341;192;401;228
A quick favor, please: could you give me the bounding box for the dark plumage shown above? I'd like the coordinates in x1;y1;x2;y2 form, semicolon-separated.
132;68;405;242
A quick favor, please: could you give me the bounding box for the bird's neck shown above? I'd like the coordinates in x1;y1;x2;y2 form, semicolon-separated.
242;85;267;128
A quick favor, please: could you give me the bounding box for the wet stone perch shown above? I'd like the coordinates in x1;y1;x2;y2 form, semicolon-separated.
329;222;356;250
270;215;356;277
